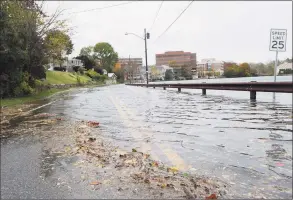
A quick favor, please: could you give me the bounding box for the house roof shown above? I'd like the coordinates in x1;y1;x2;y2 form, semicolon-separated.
108;73;117;78
277;62;292;70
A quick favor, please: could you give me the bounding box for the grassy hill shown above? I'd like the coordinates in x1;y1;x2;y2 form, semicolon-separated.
45;71;92;84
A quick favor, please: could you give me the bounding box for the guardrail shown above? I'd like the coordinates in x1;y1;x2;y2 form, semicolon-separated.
126;81;293;99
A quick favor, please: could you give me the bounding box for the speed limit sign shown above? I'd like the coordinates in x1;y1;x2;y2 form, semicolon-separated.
269;29;287;52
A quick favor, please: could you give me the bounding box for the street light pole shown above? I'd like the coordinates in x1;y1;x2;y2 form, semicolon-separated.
144;28;149;85
125;29;150;86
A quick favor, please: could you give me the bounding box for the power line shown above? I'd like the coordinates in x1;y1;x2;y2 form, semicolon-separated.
66;1;137;15
154;0;194;42
149;1;164;32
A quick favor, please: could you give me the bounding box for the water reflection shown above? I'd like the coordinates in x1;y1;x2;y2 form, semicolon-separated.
27;85;292;198
249;99;257;107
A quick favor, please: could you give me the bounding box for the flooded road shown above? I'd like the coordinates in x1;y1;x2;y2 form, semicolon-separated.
1;80;292;199
29;82;292;199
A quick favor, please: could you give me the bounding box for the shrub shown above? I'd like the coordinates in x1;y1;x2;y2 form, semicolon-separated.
72;66;80;72
85;69;99;78
85;69;108;82
13;81;35;96
53;67;66;71
78;67;86;75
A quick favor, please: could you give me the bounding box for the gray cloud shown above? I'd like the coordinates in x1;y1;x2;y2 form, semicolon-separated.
42;1;292;65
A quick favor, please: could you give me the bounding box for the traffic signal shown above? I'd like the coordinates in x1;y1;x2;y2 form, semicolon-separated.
146;33;150;39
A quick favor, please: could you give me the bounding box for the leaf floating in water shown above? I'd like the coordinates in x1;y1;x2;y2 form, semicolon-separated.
276;162;284;167
132;148;137;152
205;193;217;199
90;181;101;185
87;121;100;128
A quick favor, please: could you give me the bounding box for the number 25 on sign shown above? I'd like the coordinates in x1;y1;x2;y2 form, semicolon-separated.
269;29;287;52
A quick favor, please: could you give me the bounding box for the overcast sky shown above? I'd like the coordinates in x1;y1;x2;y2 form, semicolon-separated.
42;1;292;65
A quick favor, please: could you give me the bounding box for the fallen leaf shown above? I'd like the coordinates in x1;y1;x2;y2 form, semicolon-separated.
183;173;189;177
167;166;179;174
143;154;150;159
205;193;217;199
103;180;111;185
276;162;284;167
132;148;137;152
152;161;159;167
90;181;101;185
161;183;167;188
64;146;71;152
87;121;100;127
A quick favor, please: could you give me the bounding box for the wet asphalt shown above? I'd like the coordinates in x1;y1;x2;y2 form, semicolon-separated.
1;136;68;199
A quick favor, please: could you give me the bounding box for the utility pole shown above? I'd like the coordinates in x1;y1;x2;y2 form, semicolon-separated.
144;28;149;85
128;55;131;84
125;29;149;85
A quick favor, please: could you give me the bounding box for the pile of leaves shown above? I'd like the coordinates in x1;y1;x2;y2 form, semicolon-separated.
66;121;229;199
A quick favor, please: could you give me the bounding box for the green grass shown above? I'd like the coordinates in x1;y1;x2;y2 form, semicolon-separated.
1;88;67;107
45;71;92;84
1;71;103;107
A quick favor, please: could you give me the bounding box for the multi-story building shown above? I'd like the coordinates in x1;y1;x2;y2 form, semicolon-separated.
156;51;196;67
156;51;197;79
117;57;143;82
197;58;224;78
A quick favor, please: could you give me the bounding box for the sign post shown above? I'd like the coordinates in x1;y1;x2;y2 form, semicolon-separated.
269;29;287;82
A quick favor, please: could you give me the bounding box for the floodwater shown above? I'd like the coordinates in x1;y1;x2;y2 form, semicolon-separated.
14;76;293;198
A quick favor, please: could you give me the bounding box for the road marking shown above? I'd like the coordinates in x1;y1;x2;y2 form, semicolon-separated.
109;91;191;171
108;95;160;161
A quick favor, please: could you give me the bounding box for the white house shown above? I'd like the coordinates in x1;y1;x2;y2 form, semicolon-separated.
106;73;117;84
48;58;83;72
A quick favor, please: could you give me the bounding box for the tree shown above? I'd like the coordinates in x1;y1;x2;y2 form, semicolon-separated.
93;42;118;73
0;1;47;97
150;65;159;80
113;64;124;83
181;65;192;80
239;63;251;77
0;0;72;97
165;69;174;81
284;58;292;63
44;30;73;67
80;46;94;57
75;55;95;70
223;64;239;78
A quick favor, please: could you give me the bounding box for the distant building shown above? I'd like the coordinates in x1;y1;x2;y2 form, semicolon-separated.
197;58;225;78
156;51;196;79
156;51;196;67
106;73;117;84
48;58;83;72
277;62;292;75
117;57;143;82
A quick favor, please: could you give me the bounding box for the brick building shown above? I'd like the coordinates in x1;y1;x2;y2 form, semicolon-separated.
117;57;143;82
156;51;197;79
156;51;196;67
